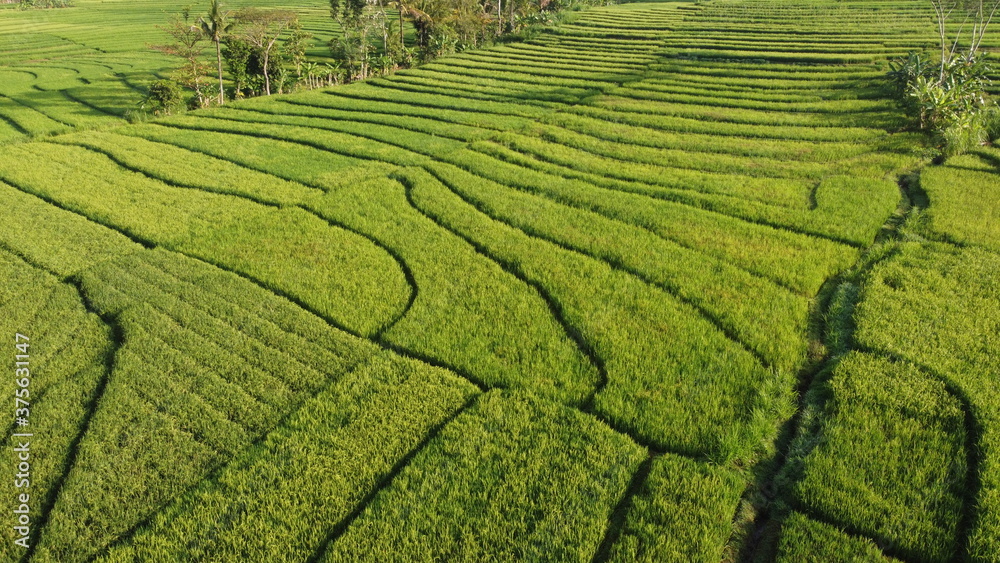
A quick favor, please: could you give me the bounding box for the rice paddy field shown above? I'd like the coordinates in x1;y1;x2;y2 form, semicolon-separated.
0;0;998;561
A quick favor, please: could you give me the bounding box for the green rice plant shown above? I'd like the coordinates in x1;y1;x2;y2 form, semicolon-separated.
195;106;471;157
415;161;811;374
852;243;1000;561
919;153;1000;251
626;81;828;104
153;114;436;167
775;512;898;563
281;91;536;131
121;123;381;189
368;75;575;106
96;351;478;563
311;174;600;403
442;147;857;295
59;79;142;117
787;352;966;562
0;95;68;136
613;85;894;114
379;70;598;104
456;49;649;72
188;108;463;163
544;24;672;40
320;390;646;562
424;57;637;83
0;142;410;335
35;247;381;561
85;248;380;378
641;73;873;95
609;454;745;562
0;118;22;142
0;181;141;276
5;89;121;129
53;130;322;206
404;166;793;461
467;141;903;247
233;100;491;143
0;1;972;560
321;82;554;119
0;250;113;559
568;105;888;143
528;37;659;55
496;43;656;65
541;112;873;162
591;96;902;130
487;132;820;205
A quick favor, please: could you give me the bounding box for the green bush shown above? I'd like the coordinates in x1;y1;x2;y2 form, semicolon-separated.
141;79;184;116
888;52;998;156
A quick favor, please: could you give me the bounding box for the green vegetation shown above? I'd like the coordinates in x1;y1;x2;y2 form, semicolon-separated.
312;174;599;402
404;164;792;461
33;248;382;561
775;512;896;563
787;352;967;562
886;0;1000;156
0;251;111;560
98;351;478;562
919;147;1000;249
853;243;1000;561
320;391;645;561
0;142;411;335
1;0;997;560
608;454;745;562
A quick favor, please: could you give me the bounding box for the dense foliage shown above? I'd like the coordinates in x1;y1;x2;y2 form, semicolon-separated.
887;0;1000;156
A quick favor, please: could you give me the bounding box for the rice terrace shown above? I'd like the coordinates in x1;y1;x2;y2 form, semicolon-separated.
0;0;998;560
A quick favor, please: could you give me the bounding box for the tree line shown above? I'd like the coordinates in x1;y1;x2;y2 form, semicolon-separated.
887;0;999;157
143;0;605;115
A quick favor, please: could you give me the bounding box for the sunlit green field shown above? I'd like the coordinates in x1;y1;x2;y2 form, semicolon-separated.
1;0;998;561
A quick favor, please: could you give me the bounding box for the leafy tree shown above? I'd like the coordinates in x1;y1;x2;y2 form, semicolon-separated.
140;79;184;116
286;19;313;80
929;0;1000;81
231;8;297;95
221;36;253;99
199;0;232;105
152;7;211;108
887;0;1000;155
330;0;389;80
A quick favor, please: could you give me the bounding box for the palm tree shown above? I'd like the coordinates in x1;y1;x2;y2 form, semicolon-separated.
200;0;231;105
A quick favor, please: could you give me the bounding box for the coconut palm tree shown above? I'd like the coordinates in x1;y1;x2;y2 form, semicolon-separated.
200;0;232;104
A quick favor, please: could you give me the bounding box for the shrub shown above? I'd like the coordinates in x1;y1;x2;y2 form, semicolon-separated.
141;79;184;116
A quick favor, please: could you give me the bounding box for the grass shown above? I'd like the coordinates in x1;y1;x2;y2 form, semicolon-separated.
787;352;966;562
0;250;112;561
97;351;479;563
0;142;411;336
775;512;897;562
319;390;646;562
920;149;1000;251
608;453;745;562
853;243;1000;561
0;0;987;560
0;180;141;276
405;165;792;461
34;247;381;561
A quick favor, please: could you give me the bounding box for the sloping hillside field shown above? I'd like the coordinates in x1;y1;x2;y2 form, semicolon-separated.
1;0;999;561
